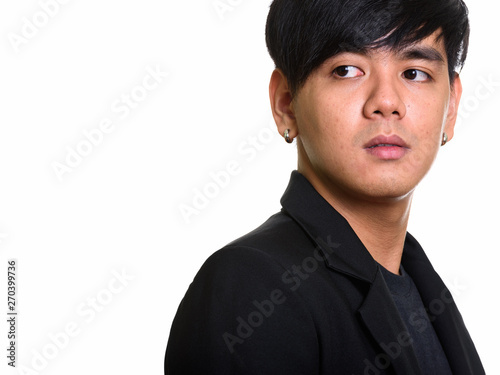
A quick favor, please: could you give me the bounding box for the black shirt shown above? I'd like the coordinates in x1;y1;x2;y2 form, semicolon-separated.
380;265;453;374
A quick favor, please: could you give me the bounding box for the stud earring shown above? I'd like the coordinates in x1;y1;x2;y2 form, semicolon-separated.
441;132;448;146
284;129;293;144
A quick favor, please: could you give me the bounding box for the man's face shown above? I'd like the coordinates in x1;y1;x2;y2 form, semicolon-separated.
288;31;461;203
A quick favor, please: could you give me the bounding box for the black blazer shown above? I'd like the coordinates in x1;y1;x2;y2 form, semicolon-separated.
165;171;484;374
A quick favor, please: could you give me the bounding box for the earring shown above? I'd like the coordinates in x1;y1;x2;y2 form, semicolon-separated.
441;132;448;146
284;129;293;144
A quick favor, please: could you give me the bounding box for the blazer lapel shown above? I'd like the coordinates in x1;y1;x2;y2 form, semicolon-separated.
402;235;485;374
358;270;422;375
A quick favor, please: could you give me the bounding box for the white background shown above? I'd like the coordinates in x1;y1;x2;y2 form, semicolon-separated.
0;0;498;374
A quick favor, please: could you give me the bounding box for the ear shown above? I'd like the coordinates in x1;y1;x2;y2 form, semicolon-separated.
269;69;298;141
444;73;463;142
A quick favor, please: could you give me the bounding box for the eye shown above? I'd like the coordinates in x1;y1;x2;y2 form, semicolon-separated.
403;69;431;82
332;66;364;78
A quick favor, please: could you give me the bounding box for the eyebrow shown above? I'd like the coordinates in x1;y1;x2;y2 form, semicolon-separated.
326;45;447;68
396;46;445;64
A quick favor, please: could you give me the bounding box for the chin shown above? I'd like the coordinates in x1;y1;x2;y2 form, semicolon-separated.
355;182;416;202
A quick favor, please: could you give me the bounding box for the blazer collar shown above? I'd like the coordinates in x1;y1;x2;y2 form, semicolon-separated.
280;171;378;283
281;171;423;373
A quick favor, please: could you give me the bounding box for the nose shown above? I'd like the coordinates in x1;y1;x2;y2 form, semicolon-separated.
363;75;407;120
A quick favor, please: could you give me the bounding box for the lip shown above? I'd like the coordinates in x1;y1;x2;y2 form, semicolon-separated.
364;134;410;160
364;135;409;149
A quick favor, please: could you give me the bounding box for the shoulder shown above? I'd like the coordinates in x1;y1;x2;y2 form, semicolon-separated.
195;210;317;285
167;211;320;373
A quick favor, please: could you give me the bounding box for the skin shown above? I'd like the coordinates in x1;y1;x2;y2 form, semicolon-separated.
269;31;462;274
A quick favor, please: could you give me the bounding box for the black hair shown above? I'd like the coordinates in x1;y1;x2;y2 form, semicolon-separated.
265;0;470;95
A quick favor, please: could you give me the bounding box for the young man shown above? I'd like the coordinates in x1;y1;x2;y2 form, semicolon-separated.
165;0;484;373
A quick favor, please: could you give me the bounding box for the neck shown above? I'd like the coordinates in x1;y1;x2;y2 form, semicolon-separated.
337;195;412;275
299;168;413;275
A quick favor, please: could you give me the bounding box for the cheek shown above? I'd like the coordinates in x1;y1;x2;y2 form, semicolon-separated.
399;96;448;172
312;93;359;132
301;103;355;157
408;119;443;172
411;95;448;141
297;99;329;139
